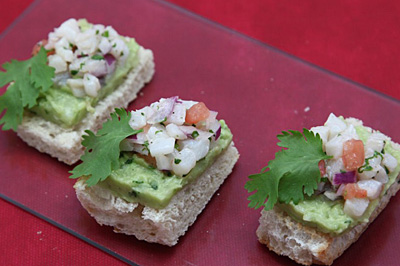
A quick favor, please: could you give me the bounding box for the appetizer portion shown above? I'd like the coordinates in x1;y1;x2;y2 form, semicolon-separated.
246;114;400;265
71;97;239;246
0;18;154;164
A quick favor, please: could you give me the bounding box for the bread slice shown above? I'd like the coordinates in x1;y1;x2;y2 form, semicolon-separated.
17;46;154;165
74;142;239;246
256;122;400;265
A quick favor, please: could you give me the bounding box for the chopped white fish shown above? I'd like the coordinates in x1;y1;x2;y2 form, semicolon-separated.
54;18;79;44
172;148;197;176
357;180;383;199
374;165;389;184
383;153;398;173
310;126;329;147
129;111;147;130
343;198;369;218
147;125;169;140
325;135;345;159
179;138;210;161
166;123;187;140
166;103;186;126
366;132;386;152
155;154;172;171
48;54;67;73
148;137;175;156
324;113;347;139
66;79;85;98
83;73;101;97
75;29;99;54
98;37;112;54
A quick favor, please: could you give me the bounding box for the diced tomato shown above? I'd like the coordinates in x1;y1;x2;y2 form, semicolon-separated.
318;160;326;176
136;153;157;168
342;139;365;171
343;183;367;200
185;102;210;124
31;39;54;56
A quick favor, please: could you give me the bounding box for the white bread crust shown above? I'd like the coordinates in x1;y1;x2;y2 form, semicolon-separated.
74;143;239;246
17;47;154;165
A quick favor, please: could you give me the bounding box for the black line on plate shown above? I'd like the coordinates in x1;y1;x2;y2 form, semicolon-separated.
0;0;43;42
155;0;400;105
0;194;140;266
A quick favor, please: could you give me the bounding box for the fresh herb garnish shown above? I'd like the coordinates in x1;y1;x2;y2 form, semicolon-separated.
174;158;182;164
0;48;55;131
91;54;105;60
102;30;109;37
70;70;78;75
191;131;199;139
358;151;383;173
142;140;150;152
69;108;142;186
174;142;180;151
245;129;332;210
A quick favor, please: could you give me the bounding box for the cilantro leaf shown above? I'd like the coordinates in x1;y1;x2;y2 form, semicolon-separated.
69;108;142;186
0;48;55;131
245;129;332;210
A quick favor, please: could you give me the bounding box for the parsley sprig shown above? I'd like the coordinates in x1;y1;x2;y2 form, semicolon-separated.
245;129;332;210
70;108;142;186
0;48;55;131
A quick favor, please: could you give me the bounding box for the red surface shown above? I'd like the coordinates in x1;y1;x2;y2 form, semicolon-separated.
1;0;400;265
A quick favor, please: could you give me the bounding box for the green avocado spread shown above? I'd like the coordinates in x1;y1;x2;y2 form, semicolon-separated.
95;120;233;209
279;125;400;235
30;20;140;128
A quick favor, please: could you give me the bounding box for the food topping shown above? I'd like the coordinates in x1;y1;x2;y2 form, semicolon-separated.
121;97;221;176
313;114;398;218
41;18;130;98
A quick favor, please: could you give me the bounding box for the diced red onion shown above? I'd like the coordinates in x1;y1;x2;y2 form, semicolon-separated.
127;134;138;140
215;126;221;140
179;125;196;136
332;171;356;186
104;53;116;65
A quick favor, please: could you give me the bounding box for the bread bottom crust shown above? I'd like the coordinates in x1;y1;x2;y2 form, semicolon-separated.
74;143;239;246
256;174;400;265
17;47;155;165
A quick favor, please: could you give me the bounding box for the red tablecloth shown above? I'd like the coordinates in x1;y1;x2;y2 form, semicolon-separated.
1;1;399;265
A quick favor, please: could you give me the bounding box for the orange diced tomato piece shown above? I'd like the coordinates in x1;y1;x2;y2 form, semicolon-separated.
318;160;326;176
343;183;367;200
342;139;365;171
32;39;54;56
185;102;210;124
